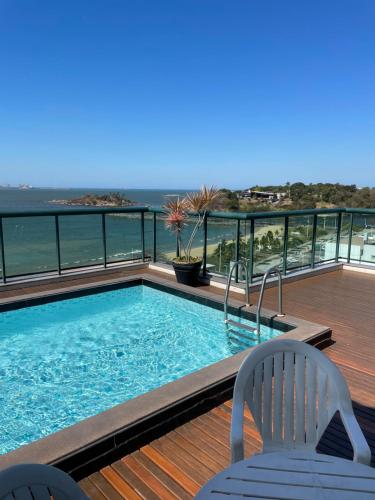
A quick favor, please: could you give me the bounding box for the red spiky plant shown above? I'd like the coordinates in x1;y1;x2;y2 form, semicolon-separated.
164;186;222;263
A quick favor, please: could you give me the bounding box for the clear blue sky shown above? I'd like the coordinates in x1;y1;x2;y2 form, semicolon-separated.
0;0;374;189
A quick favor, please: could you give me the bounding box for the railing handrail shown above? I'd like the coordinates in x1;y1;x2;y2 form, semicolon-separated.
148;206;344;219
206;207;343;220
1;205;375;219
0;206;150;218
344;207;375;215
147;207;375;220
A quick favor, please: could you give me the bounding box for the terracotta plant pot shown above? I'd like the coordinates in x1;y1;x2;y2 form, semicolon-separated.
172;260;202;286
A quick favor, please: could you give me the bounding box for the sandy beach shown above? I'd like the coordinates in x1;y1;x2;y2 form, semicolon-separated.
165;223;284;259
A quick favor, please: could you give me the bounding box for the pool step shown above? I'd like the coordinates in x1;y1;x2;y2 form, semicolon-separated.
229;328;258;342
228;336;250;351
227;330;257;347
225;319;257;334
228;328;257;346
226;319;260;348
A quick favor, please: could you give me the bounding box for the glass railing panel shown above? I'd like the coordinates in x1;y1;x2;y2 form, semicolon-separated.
156;214;205;264
206;217;238;276
339;213;351;259
180;217;204;262
2;216;57;277
253;217;285;276
287;215;314;270
236;220;250;281
350;213;375;264
155;213;178;263
59;214;103;269
105;213;143;263
314;214;339;264
143;212;153;260
238;219;251;278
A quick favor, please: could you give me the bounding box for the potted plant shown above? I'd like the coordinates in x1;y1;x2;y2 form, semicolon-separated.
164;186;221;286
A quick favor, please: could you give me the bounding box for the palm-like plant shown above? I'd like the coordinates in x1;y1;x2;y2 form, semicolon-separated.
164;186;222;263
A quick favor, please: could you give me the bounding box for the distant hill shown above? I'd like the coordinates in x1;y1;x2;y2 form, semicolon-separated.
50;192;134;207
218;183;375;212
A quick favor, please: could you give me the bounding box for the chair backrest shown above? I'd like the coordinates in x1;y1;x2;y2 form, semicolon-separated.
0;463;88;500
231;339;355;462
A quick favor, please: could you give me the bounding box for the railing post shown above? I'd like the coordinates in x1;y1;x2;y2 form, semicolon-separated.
54;215;62;275
282;216;289;276
101;214;107;268
311;214;318;268
347;212;353;263
235;219;241;282
153;212;157;262
248;219;254;283
202;213;208;276
335;212;342;262
141;212;145;262
0;217;6;283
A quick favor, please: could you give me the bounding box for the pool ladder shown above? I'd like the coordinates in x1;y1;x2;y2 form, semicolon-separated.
224;262;285;339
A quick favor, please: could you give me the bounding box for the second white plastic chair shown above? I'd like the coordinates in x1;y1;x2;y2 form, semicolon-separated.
231;338;371;465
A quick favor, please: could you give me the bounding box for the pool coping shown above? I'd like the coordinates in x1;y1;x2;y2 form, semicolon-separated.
0;272;331;477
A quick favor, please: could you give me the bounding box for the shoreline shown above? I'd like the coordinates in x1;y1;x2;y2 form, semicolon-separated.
165;223;284;259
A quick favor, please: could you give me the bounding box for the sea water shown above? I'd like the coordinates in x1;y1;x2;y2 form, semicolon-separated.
0;284;283;453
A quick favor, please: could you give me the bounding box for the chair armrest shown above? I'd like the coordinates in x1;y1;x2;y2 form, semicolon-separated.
340;410;372;465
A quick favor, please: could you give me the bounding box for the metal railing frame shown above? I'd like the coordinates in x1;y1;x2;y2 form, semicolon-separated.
0;206;374;284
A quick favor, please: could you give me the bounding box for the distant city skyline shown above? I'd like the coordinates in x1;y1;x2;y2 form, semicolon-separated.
1;1;374;189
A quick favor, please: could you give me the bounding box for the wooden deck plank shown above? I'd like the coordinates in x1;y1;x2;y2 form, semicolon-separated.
141;444;200;496
122;455;179;499
100;466;142;500
167;431;225;472
172;427;229;469
150;436;214;484
175;420;230;457
110;459;161;500
78;478;108;500
132;451;192;500
87;472;125;500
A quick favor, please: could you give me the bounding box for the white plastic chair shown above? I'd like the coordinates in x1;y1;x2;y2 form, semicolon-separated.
0;463;89;500
231;338;371;465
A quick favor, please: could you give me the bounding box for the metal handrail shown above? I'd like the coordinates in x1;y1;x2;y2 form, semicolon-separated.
224;260;250;323
2;205;374;219
256;266;285;335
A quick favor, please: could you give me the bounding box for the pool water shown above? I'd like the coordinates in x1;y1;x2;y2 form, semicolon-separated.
0;285;283;454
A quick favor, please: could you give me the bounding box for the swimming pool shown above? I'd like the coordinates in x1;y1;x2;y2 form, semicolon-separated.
0;283;285;454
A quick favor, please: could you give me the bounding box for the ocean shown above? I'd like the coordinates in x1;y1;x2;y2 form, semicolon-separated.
0;188;234;277
0;188;337;279
0;188;191;211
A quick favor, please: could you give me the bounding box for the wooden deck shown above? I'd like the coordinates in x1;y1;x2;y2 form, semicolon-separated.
2;267;374;498
74;268;375;499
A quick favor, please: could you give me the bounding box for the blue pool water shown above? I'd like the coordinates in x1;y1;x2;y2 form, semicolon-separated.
0;285;284;454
